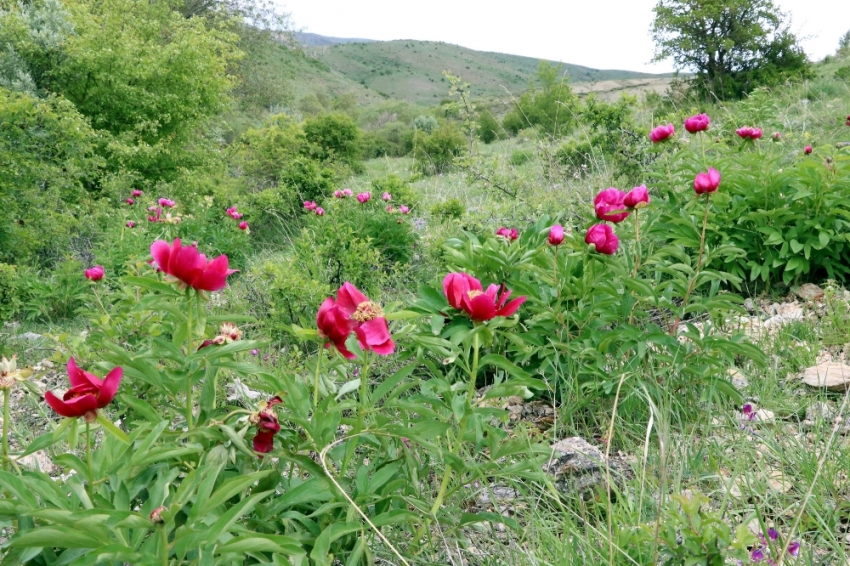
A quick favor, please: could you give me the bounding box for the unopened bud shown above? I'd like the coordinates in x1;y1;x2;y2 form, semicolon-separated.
150;506;166;523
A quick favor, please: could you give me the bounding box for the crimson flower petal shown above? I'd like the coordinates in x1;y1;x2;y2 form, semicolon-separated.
496;296;526;317
253;429;276;453
336;282;369;315
354;318;395;356
97;366;123;407
67;357;103;389
45;391;99;418
465;293;497;321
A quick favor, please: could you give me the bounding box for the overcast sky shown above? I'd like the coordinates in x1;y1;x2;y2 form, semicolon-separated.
277;0;850;73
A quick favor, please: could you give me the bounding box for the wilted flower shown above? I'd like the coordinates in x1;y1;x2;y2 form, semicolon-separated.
333;190;344;198
496;227;519;241
594;188;630;223
693;167;721;195
804;145;812;155
303;201;317;211
158;198;176;208
585;224;619;255
336;283;395;356
442;272;526;322
382;192;392;201
126;221;136;228
238;221;249;231
773;132;781;141
126;198;135;205
624;185;650;209
226;206;243;220
251;396;282;454
356;192;371;203
548;224;565;246
148;207;162;223
399;205;410;214
650;123;675;143
684;113;710;133
150;238;237;292
342;188;353;197
213;322;242;345
0;356;26;390
386;205;394;213
131;189;143;197
45;358;122;421
315;207;325;216
736;126;763;140
85;266;105;281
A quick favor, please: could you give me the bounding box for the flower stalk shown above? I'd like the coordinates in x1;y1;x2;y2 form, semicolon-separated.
85;420;94;492
2;388;9;471
185;288;195;430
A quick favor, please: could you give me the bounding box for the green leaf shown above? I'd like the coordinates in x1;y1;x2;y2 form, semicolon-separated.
310;522;362;566
197;470;274;517
124;276;182;296
9;526;109;549
384;310;421;321
18;432;59;458
96;413;129;444
478;354;533;381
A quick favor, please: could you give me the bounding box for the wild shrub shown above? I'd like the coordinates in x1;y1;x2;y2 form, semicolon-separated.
412;122;467;174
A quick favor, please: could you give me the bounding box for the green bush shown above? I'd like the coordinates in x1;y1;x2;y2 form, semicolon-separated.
509;148;535;166
430;198;465;220
478;110;501;144
834;66;850;81
360;121;413;158
412;122;467;175
502;61;579;137
17;260;90;323
303;111;363;172
0;262;20;320
371;174;420;208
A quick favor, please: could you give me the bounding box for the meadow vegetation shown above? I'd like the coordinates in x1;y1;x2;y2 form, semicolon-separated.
1;0;850;564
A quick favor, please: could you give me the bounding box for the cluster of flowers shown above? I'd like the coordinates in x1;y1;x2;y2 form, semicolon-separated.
147;198;180;225
496;227;518;241
584;185;650;255
125;189;143;206
303;201;325;216
749;528;800;563
226;206;249;231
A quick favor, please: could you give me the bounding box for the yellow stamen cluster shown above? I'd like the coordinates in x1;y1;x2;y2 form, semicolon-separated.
351;301;384;322
467;290;484;300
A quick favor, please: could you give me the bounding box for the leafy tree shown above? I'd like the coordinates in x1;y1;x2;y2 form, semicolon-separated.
412;122;467;174
839;29;850;56
502;61;579;137
303;112;362;170
651;0;811;99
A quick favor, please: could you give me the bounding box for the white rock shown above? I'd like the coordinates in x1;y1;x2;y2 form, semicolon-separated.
801;362;850;392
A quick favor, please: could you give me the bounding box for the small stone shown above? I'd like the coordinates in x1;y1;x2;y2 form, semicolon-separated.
728;368;749;389
767;469;791;493
794;283;825;302
755;409;775;423
17;450;56;475
801;362;850;392
16;332;42;341
544;437;630;498
744;298;756;313
805;402;834;422
40;359;55;369
476;485;519;505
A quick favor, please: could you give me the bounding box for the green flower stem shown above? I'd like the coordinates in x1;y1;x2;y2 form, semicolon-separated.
674;193;712;334
417;331;481;545
160;525;169;566
92;287;110;319
2;388;9;471
312;346;325;409
629;209;642;326
85;420;94;492
341;354;373;475
185;289;195;430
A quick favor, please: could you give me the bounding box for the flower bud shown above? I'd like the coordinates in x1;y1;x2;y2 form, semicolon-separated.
150;506;166;524
548;224;565;246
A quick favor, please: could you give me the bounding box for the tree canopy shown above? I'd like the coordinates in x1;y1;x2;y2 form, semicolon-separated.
651;0;811;99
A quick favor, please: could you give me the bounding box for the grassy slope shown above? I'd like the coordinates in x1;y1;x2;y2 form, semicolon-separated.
302;39;673;105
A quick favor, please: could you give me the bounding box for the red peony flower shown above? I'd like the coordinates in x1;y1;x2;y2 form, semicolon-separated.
158;198;176;208
693;167;721;195
496;227;519;241
45;358;122;421
84;266;104;281
594;188;630;223
315;207;325;216
585;224;619;255
316;297;358;359
131;189;143;197
126;221;136;228
303;201;317;211
335;283;395;355
442;272;525;322
684;113;710;133
126;198;135;205
226;206;242;220
804;145;813;155
150;238;237;292
736;126;763;140
548;224;565;246
624;185;650;209
238;221;249;231
252;396;282;454
650;123;675;143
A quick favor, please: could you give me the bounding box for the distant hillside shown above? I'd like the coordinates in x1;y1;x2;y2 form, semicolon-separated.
294;32;374;47
302;39;673;105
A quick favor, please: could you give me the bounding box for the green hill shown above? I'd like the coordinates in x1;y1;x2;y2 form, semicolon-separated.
303;39;672;105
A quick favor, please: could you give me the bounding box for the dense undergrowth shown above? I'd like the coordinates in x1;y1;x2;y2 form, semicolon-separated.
2;1;850;564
